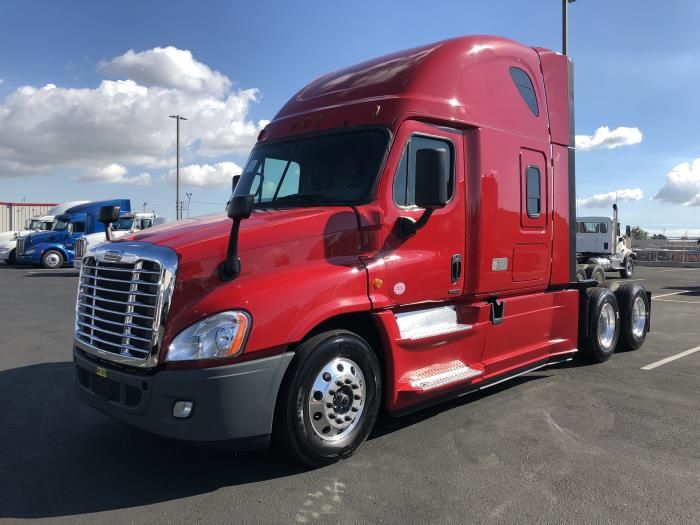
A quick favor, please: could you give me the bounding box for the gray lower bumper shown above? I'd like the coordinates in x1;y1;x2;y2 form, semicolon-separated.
74;348;294;444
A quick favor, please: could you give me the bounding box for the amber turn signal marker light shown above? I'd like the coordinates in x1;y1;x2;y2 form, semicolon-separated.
372;278;384;289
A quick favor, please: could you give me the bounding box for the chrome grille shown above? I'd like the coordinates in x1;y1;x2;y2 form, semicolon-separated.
16;237;25;256
75;237;88;259
74;242;178;368
76;256;162;361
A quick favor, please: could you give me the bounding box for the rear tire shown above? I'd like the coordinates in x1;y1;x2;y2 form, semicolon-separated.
613;282;649;350
273;330;381;467
7;249;16;264
619;257;634;278
575;267;587;282
585;264;606;285
580;287;620;363
41;250;64;269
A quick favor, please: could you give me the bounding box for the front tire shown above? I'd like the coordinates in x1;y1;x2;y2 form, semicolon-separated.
274;330;381;467
41;250;64;269
580;287;620;363
619;257;634;278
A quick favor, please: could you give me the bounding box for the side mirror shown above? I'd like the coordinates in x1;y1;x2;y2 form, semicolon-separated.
231;174;241;193
414;148;449;210
227;195;254;220
626;225;631;237
398;148;449;238
219;195;254;281
98;205;120;241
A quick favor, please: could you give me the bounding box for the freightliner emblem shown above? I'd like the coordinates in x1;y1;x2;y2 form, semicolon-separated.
104;250;123;262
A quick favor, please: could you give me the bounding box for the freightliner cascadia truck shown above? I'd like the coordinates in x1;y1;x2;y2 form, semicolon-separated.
73;36;651;466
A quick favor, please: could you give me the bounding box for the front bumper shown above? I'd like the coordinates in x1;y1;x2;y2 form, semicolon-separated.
74;347;294;444
73;257;83;269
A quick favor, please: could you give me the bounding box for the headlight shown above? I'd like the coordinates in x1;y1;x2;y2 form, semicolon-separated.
165;311;251;362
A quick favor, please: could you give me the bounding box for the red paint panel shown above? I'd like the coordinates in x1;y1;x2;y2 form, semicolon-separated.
512;244;548;282
550;144;572;285
535;48;571;147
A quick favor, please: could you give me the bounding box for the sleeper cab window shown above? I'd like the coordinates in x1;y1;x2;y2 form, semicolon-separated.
393;135;454;207
525;165;541;218
510;67;539;117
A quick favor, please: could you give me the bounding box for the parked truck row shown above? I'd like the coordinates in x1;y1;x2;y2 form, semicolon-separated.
3;200;163;268
71;35;651;466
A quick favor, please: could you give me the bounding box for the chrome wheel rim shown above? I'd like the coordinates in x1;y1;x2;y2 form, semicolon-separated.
631;296;646;338
307;357;366;442
46;253;61;267
598;302;617;350
626;259;633;273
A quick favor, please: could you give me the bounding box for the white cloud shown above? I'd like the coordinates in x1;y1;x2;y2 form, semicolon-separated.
0;47;266;179
577;188;644;208
99;46;231;97
79;163;152;186
164;161;242;188
0;79;4;86
575;126;642;151
653;159;700;206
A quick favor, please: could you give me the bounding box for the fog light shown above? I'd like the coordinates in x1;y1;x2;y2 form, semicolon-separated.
173;401;194;418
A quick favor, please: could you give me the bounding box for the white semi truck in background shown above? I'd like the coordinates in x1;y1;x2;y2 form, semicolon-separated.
0;201;89;264
576;204;636;283
72;211;164;269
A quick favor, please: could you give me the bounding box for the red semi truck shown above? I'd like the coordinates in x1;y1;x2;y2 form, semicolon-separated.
74;35;651;466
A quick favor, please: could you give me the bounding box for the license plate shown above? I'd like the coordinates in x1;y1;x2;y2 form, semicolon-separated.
96;366;107;378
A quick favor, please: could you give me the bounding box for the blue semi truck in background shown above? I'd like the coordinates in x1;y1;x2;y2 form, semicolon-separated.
16;199;131;268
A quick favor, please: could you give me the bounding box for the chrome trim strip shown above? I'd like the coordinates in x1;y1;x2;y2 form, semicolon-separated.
78;301;155;321
79;281;158;298
82;274;161;287
78;290;156;309
76;320;153;343
74;241;178;369
82;264;161;275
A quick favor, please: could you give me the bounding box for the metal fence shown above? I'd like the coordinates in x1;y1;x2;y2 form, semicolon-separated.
0;202;58;233
634;238;700;264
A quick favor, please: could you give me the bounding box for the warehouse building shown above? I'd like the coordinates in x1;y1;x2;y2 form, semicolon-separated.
0;201;58;233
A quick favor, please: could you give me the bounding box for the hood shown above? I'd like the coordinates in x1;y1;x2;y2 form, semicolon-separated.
0;231;24;244
25;230;67;246
124;207;359;264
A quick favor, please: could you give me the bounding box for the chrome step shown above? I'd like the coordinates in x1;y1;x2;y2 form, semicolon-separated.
404;360;483;391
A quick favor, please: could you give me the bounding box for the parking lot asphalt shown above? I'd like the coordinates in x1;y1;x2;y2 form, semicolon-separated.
0;265;698;524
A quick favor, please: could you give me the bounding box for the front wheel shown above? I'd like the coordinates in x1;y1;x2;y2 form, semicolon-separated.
619;257;634;278
7;249;16;264
274;330;381;467
41;250;64;269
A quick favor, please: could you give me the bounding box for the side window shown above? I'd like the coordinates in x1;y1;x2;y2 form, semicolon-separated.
526;166;541;218
599;222;608;234
509;67;539;117
72;222;86;233
582;222;599;233
393;135;454;207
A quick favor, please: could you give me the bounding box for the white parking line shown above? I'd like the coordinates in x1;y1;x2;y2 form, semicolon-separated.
653;299;700;304
658;268;700;272
652;290;689;299
641;346;700;371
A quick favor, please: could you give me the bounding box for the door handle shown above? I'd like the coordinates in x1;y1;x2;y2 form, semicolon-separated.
451;254;462;284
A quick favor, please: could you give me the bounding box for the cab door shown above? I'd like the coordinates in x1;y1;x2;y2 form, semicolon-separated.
378;121;466;305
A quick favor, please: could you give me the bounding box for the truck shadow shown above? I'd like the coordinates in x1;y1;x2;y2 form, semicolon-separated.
0;362;556;519
0;362;305;519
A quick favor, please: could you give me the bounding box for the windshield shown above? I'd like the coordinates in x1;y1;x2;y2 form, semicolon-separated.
113;217;134;230
232;129;388;208
27;219;51;230
52;218;70;231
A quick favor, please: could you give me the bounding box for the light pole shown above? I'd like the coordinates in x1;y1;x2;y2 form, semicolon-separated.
169;114;187;220
563;0;576;56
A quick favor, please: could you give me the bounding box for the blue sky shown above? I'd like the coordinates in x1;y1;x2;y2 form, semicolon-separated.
1;0;699;234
